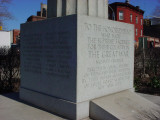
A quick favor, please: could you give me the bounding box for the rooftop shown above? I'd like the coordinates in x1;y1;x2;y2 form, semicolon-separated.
110;2;144;14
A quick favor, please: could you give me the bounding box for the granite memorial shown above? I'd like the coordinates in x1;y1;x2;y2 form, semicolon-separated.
20;0;160;120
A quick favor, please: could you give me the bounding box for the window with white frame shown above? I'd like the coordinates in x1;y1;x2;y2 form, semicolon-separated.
130;14;132;22
136;16;138;24
136;28;138;36
119;11;124;20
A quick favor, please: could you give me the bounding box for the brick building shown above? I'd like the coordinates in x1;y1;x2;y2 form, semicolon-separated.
109;0;144;46
27;16;46;22
12;29;20;44
27;3;47;22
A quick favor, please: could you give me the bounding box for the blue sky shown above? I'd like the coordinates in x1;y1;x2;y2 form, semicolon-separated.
3;0;159;31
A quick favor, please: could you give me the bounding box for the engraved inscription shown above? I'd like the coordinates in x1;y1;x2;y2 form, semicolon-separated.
44;32;73;78
81;23;133;89
22;33;43;74
22;31;73;78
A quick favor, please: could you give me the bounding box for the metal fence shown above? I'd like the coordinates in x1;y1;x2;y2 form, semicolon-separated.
0;47;20;93
135;48;160;77
134;48;160;93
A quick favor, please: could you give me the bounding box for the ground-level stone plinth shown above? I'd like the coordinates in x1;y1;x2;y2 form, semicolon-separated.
20;15;134;120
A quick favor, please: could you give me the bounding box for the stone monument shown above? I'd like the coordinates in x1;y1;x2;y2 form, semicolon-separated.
47;0;108;18
20;0;160;120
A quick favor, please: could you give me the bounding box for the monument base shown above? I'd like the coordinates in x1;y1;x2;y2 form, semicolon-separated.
90;90;160;120
20;14;135;120
20;88;89;120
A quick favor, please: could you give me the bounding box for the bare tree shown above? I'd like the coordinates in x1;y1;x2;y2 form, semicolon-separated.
152;0;160;17
0;0;12;27
152;6;160;17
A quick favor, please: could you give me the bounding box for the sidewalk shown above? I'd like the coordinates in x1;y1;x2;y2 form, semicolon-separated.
137;93;160;106
0;93;64;120
0;92;159;120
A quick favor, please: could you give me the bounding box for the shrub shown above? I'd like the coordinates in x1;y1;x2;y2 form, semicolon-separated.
150;77;160;89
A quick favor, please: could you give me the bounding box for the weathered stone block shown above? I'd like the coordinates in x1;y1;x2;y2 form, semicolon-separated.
47;0;108;18
20;15;134;119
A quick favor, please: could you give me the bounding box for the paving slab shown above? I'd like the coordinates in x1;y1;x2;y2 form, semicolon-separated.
0;92;160;120
138;93;160;106
90;90;160;120
0;93;65;120
0;93;91;120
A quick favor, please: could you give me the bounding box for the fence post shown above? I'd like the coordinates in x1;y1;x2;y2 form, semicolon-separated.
9;48;12;90
143;37;145;75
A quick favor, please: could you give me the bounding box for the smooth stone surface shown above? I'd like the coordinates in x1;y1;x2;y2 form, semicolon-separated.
47;0;108;18
20;88;89;120
77;15;134;102
98;0;108;18
47;0;62;18
0;93;91;120
21;14;134;103
20;14;134;119
90;90;160;120
88;0;107;18
57;0;63;17
77;0;88;15
138;93;160;106
21;15;77;102
88;0;97;17
0;94;64;120
1;92;160;120
66;0;77;15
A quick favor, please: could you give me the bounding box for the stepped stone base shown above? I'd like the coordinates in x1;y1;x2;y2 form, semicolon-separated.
90;90;160;120
20;88;89;120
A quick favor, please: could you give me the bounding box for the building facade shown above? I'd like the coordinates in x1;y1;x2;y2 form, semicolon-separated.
109;0;144;46
143;19;151;26
37;3;47;17
143;24;160;40
139;36;160;49
13;29;20;44
0;31;11;48
27;3;47;22
27;15;46;22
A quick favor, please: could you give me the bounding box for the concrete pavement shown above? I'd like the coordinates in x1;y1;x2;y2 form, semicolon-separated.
0;92;159;120
137;93;160;106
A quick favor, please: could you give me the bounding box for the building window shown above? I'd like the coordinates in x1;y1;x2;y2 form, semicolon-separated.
136;16;138;24
141;29;143;36
130;14;132;22
141;18;143;25
119;11;124;20
136;28;138;36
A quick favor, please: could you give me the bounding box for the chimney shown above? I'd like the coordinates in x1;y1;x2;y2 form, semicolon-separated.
126;0;130;4
136;6;140;9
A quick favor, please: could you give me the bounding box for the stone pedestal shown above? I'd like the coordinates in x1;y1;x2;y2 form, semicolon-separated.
20;15;134;120
90;90;160;120
47;0;108;18
47;0;63;17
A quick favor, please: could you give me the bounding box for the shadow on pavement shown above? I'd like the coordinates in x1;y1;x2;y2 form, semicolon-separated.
1;92;20;102
1;92;66;119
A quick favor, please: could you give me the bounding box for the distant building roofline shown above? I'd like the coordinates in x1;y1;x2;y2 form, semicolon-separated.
146;16;160;19
27;15;46;22
110;2;144;14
